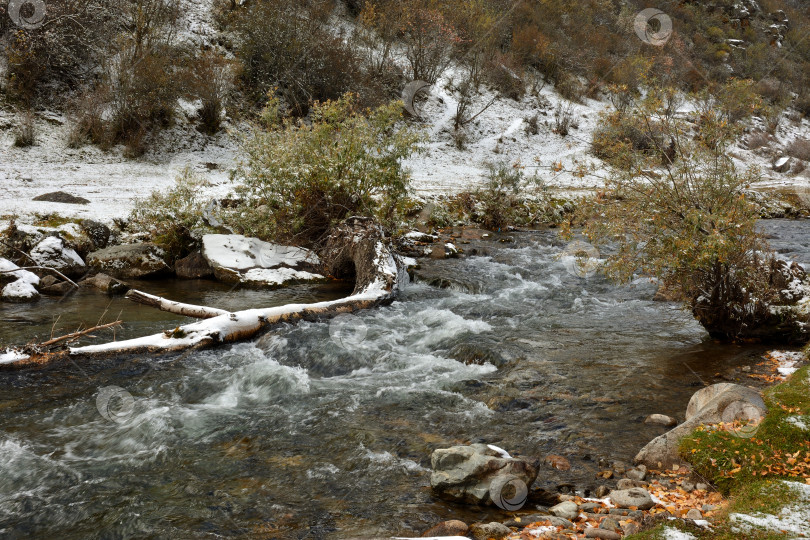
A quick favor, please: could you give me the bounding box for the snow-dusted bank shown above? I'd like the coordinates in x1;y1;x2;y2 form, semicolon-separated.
3;218;408;368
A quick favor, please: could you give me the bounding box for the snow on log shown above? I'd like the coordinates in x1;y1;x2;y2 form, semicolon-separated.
124;289;230;319
4;218;405;368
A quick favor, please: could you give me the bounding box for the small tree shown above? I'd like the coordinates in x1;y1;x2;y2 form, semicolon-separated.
578;86;808;342
229;93;422;245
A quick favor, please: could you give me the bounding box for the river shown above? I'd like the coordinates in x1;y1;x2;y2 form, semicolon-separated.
0;220;806;539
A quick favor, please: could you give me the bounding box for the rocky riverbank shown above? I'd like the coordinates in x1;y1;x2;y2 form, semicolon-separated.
415;350;805;540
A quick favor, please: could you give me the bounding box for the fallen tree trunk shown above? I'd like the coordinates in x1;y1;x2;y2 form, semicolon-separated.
125;289;229;319
3;218;405;369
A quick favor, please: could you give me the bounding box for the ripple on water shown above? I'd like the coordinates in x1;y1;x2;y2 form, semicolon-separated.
3;225;810;538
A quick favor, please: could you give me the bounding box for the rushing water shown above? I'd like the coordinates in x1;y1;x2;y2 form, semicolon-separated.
0;221;807;539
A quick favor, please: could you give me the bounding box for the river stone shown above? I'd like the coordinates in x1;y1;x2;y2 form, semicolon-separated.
635;383;767;469
685;383;765;421
40;280;75;296
547;516;574;529
79;273;129;295
80;219;110;250
201;234;323;287
626;465;647;481
87;243;171;279
549;500;579;520
175;250;214;279
585;527;621;540
600;517;620;531
30;236;87;279
421;519;468;537
430;444;539;506
617;478;647;490
32;191;90;204
645;414;678;427
469;522;511;540
609;488;654;510
594;485;610;498
686;508;703;520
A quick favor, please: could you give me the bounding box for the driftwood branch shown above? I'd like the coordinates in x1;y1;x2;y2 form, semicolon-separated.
39;320;122;347
125;289;230;319
0;267;78;288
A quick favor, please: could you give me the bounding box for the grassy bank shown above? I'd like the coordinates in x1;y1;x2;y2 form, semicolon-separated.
629;360;810;539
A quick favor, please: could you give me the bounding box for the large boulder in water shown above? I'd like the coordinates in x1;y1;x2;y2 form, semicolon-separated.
430;444;539;506
29;236;87;279
87;243;171;279
201;234;324;288
635;383;766;469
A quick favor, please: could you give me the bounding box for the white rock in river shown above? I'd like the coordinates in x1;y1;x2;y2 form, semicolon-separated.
30;236;86;278
0;258;40;302
201;234;324;288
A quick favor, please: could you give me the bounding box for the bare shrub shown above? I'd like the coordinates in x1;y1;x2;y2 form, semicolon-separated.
484;53;525;101
556;72;585;103
13;112;35;147
746;131;773;150
553;102;575;137
187;51;237;134
787;139;810;162
66;89;107;148
401;7;460;83
3;0;111;105
231;0;364;115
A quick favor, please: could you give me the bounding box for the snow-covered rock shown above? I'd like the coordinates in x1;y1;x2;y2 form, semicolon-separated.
0;258;40;303
30;236;86;278
773;156;792;173
201;234;324;288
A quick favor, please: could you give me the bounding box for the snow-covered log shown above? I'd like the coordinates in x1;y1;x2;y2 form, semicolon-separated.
3;218;405;368
125;289;229;319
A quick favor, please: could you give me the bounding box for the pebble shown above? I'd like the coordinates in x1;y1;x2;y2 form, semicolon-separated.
547;516;575;529
421;520;468;537
682;480;696;492
609;508;644;518
616;478;648;490
594;485;610;498
702;504;718;513
584;527;621;539
580;503;603;512
686;509;703;520
469;522;511;540
610;488;655;510
645;413;678;426
626;465;647;481
502;514;547;528
549;500;579;521
599;517;620;531
622;521;641;535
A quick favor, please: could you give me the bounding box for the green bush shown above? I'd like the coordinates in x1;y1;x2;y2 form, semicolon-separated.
129;168;219;260
472;161;545;230
229;93;422;245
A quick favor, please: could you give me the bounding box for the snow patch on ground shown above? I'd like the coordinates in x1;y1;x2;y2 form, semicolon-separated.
770;350;804;376
661;527;697;540
731;481;810;537
786;415;810;430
